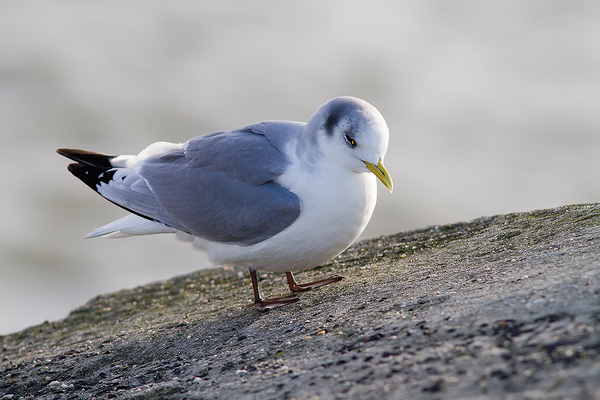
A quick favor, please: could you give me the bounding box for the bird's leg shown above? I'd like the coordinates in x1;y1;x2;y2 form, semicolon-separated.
286;271;344;293
250;269;299;311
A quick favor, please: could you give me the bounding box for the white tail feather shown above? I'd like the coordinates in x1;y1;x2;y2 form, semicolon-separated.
85;214;175;239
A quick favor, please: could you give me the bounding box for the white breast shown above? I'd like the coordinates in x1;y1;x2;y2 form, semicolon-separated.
197;155;378;273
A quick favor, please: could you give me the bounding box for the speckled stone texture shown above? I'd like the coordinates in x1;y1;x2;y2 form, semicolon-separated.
2;203;599;399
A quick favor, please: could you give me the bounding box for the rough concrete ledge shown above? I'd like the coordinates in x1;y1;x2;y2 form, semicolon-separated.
2;203;600;399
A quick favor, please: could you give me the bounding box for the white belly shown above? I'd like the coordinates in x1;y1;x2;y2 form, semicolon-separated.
195;159;378;273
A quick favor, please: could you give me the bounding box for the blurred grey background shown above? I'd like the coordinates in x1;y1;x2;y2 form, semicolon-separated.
1;1;599;335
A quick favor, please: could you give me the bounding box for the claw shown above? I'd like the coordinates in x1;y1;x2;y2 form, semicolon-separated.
254;295;300;311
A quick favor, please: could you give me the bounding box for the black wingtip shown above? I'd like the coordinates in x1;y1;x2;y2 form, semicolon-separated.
58;148;159;224
57;148;116;168
66;162;116;192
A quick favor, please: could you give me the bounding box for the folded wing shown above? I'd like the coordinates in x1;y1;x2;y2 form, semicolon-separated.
58;124;302;245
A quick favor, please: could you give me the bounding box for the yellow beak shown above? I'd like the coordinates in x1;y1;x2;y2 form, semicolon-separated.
364;159;393;193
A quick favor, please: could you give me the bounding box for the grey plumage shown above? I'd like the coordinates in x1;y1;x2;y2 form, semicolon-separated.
59;121;304;245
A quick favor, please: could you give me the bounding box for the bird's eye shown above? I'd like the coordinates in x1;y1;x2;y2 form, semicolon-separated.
345;134;357;148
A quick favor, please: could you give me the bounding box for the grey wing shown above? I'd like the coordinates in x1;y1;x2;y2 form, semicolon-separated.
137;127;301;245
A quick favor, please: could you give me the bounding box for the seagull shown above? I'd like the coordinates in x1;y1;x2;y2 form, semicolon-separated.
57;96;393;310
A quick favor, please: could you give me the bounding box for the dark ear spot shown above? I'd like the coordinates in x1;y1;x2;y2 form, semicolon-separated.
323;99;357;136
324;112;340;135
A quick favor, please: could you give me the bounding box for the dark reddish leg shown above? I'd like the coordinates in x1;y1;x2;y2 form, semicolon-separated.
286;271;344;292
250;269;299;311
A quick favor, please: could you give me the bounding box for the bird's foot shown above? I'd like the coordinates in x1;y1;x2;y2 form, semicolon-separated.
254;295;299;311
287;272;344;293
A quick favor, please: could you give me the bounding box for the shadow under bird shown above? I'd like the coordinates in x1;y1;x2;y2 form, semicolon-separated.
57;96;393;310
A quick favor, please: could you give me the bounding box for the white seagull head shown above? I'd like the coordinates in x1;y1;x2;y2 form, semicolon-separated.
306;96;393;192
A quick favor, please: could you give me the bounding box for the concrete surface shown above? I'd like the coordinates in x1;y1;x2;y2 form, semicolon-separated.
1;203;599;399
